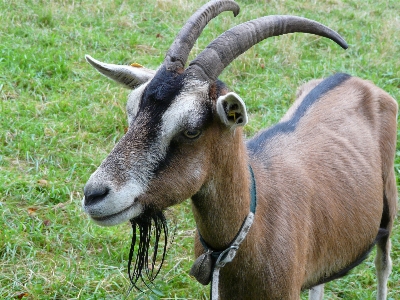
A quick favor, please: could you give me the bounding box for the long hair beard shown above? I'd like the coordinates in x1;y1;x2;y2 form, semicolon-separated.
127;210;169;292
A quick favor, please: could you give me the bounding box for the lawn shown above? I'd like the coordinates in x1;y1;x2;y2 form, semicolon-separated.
0;0;399;299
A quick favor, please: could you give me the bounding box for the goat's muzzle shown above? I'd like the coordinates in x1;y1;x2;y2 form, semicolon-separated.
83;184;109;206
82;175;145;226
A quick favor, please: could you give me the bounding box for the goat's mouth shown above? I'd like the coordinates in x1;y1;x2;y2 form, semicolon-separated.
89;200;144;227
127;210;169;292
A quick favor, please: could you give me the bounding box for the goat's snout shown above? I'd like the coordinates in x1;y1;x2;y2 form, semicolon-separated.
83;182;110;206
82;174;145;226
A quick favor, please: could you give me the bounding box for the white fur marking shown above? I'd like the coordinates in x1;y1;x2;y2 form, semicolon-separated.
309;284;324;300
82;168;146;226
161;81;209;142
375;240;392;300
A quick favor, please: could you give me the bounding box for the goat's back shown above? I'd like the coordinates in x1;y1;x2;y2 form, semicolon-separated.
246;73;397;289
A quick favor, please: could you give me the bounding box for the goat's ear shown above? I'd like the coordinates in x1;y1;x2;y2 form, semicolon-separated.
85;55;155;89
216;92;248;129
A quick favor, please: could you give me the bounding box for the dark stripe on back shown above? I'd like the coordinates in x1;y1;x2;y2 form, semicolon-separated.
247;73;351;152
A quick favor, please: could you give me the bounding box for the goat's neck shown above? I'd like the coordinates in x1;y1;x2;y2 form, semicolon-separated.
191;129;251;250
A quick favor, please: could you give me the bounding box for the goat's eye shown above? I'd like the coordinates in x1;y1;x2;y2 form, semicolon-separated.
183;129;202;139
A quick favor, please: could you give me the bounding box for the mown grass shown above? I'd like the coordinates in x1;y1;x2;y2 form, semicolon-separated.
0;0;399;299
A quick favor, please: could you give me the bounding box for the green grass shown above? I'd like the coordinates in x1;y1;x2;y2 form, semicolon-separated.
0;0;399;299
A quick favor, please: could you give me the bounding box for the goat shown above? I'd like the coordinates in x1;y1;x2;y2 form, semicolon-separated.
82;0;398;299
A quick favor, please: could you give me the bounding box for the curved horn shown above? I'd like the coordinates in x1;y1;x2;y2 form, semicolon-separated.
188;15;348;81
164;0;240;72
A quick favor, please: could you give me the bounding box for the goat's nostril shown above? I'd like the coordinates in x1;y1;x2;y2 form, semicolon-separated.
84;186;110;206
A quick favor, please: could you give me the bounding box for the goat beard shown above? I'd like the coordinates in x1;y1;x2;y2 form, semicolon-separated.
128;210;169;292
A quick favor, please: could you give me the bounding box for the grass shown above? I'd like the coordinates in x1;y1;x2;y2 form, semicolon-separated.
0;0;399;299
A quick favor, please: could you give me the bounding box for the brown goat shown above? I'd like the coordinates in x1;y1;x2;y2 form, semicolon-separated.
82;1;398;299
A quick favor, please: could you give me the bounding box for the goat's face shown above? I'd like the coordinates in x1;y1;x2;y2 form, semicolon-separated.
83;61;248;226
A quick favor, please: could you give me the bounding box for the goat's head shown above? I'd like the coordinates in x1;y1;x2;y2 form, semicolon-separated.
82;0;347;227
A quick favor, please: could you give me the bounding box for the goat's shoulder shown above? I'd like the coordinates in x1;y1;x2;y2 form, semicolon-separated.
288;74;397;121
348;76;398;114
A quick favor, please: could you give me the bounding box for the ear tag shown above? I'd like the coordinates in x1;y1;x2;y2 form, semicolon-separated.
228;111;237;122
130;62;143;68
189;251;213;285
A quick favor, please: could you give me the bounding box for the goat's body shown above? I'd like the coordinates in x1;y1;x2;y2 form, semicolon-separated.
83;2;397;298
193;74;397;299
